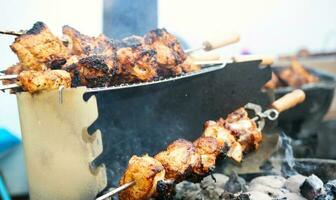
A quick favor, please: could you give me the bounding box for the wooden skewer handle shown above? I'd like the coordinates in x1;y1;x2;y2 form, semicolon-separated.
271;89;305;113
232;55;274;65
203;34;240;51
188;53;221;61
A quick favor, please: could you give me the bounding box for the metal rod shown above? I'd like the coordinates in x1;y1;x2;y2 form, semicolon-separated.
96;181;135;200
0;83;20;90
193;59;230;66
0;30;24;36
185;46;204;54
0;74;18;80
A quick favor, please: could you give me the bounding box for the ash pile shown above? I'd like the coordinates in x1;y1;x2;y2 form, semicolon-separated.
172;133;336;200
174;173;336;200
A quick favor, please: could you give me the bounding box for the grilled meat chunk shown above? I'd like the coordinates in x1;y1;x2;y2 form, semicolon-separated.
154;139;200;182
192;136;220;175
119;155;165;200
179;57;201;73
18;70;71;93
115;46;158;83
278;59;319;88
225;108;263;152
144;28;187;76
203;119;243;162
64;55;112;87
10;22;68;71
63;25;115;58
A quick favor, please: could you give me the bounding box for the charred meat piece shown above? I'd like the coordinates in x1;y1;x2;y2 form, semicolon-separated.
18;70;71;93
154;139;200;182
192;136;220;176
10;22;68;71
203;119;243;162
64;55;112;88
63;25;116;58
115;46;158;83
225;108;263;153
119;155;165;200
144;28;187;76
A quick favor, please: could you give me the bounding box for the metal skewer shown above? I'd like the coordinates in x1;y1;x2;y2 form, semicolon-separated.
0;30;25;36
0;74;18;80
0;83;20;91
96;181;135;200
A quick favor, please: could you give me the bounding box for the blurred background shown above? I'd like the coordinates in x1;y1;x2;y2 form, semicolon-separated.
0;0;335;198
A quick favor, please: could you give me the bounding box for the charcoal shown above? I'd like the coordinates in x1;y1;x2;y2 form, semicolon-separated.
249;175;286;189
317;180;336;200
285;174;307;193
220;192;250;200
224;172;247;193
299;174;324;200
245;191;272;200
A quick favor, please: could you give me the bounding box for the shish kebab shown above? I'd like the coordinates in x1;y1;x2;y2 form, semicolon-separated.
95;90;305;200
0;22;240;93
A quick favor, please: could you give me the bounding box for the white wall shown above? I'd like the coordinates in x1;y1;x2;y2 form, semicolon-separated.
158;0;336;56
0;0;103;137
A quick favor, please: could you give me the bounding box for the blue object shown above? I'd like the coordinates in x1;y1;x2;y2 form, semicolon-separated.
0;128;20;154
0;175;11;200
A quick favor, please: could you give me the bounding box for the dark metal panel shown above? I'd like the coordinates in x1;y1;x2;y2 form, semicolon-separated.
89;61;271;186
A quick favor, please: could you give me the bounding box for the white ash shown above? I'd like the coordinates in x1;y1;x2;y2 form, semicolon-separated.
285;174;307;193
173;173;336;200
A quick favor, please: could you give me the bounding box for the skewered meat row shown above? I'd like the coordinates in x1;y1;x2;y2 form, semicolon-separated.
264;59;319;89
2;22;200;91
119;108;262;200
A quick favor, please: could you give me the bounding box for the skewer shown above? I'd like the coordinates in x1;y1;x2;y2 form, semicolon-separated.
95;90;306;199
0;30;25;36
0;74;18;80
96;181;135;200
0;83;20;91
185;34;240;53
0;28;238;54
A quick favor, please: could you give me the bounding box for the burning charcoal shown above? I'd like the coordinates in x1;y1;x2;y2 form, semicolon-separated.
285;174;307;193
201;173;229;189
249;175;286;189
200;174;229;200
245;191;272;200
279;192;306;200
300;174;324;200
248;183;288;198
220;192;250;200
316;180;336;200
223;172;247;193
174;181;202;200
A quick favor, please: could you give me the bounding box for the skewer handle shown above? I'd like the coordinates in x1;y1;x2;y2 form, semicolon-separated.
232;55;274;65
271;89;305;113
189;53;221;61
203;34;240;51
